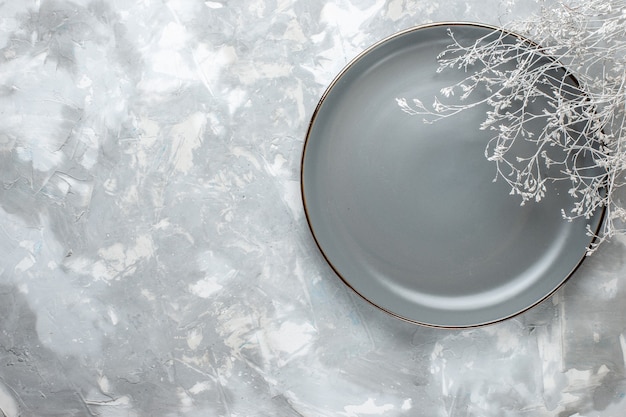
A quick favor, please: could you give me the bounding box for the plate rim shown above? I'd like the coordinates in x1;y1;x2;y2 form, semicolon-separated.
300;21;606;328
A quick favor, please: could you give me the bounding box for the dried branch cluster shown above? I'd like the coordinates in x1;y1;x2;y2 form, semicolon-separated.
398;0;626;253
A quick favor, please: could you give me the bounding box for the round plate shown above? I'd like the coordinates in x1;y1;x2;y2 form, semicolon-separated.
301;22;604;328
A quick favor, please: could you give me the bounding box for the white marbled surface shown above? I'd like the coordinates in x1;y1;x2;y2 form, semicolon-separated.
1;0;626;416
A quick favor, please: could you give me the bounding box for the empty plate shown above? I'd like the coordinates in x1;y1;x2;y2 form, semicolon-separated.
301;22;604;327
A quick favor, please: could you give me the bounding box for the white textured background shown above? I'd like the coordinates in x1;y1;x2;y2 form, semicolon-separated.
0;0;625;416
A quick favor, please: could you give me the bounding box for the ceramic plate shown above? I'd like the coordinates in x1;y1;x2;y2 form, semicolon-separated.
301;22;604;327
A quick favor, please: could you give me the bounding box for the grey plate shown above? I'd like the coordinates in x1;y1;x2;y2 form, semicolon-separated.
301;22;604;328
